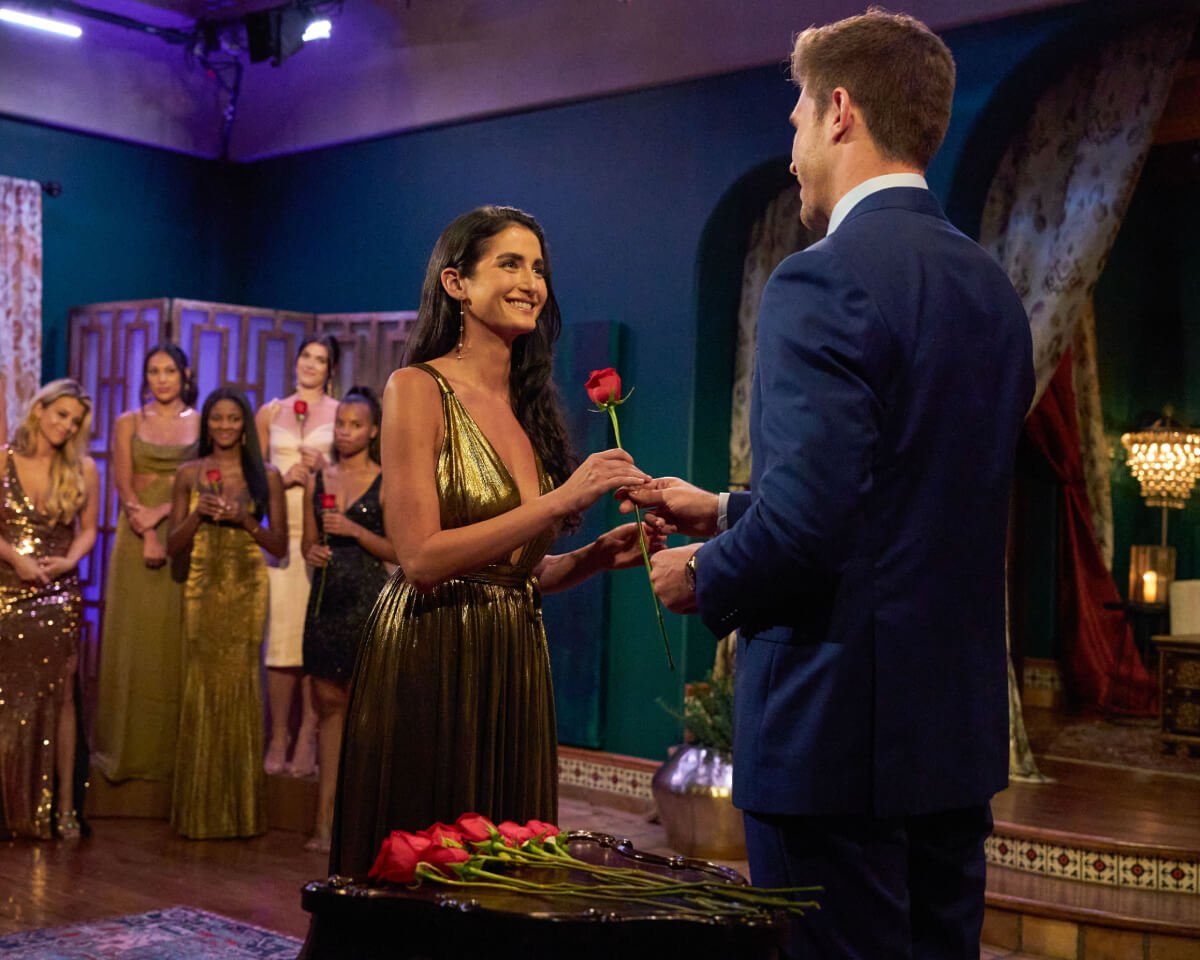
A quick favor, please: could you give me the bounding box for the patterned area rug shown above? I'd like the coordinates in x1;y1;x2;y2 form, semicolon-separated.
1024;709;1200;777
0;906;301;958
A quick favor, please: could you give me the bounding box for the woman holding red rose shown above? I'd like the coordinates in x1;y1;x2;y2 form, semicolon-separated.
168;387;286;838
299;385;394;853
327;206;657;878
255;334;339;778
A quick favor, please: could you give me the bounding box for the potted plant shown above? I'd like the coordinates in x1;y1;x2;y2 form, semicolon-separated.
651;670;746;860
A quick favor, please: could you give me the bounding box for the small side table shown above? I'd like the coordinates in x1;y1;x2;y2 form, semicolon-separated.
1151;634;1200;756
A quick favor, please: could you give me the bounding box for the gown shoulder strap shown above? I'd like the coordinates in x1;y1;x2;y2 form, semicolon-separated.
410;362;454;395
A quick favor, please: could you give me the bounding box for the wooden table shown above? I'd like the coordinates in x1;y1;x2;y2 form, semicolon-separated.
298;832;785;960
1152;633;1200;755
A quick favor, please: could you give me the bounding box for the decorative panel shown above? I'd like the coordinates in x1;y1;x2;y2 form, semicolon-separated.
171;299;314;412
316;312;417;395
66;299;170;684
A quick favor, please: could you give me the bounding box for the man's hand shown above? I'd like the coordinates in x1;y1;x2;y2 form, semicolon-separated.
617;477;719;538
650;543;701;614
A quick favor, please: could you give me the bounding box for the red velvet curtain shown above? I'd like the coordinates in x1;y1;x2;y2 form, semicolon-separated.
1023;351;1156;714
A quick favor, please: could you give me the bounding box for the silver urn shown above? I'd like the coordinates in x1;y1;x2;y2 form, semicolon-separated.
651;744;746;860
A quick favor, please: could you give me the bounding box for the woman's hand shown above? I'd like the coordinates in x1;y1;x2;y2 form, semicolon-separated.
11;553;49;584
321;511;363;541
126;501;154;536
143;534;167;569
37;556;74;580
552;449;650;516
298;447;327;472
196;492;225;520
284;463;310;488
305;543;333;568
593;519;668;570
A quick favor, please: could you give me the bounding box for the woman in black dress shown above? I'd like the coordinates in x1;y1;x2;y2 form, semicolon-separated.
301;386;394;852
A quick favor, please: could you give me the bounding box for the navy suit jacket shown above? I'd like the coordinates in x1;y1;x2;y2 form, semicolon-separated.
696;187;1033;818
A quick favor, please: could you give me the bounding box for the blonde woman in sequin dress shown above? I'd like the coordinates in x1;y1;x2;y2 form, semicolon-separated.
255;336;337;779
168;387;286;839
94;344;199;783
0;379;98;840
328;207;659;877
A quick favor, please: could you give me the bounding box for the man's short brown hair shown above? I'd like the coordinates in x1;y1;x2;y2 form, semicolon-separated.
791;8;955;169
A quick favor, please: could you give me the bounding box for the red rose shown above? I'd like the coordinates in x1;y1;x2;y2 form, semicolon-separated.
419;822;464;848
368;831;432;884
454;812;496;843
294;399;309;418
423;844;471;877
495;820;535;847
319;493;337;511
585;368;622;407
205;468;222;485
525;819;560;841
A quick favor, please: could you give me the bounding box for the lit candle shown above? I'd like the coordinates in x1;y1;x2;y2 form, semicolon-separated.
1143;570;1158;604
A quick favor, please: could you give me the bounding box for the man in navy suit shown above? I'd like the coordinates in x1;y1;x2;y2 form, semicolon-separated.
631;10;1034;958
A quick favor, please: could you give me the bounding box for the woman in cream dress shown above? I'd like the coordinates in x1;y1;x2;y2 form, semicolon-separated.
255;335;338;776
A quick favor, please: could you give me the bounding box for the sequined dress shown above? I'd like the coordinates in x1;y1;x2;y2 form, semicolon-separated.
264;413;334;668
329;363;558;877
0;451;82;839
94;434;196;782
302;471;388;684
171;489;267;839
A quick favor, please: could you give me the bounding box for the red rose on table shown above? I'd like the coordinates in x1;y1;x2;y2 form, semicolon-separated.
585;368;622;407
419;822;464;847
525;819;560;841
496;820;535;847
294;399;309;419
368;831;432;884
319;493;337;511
424;844;471;876
454;812;496;843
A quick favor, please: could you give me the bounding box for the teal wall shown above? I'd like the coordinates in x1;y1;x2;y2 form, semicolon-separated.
9;0;1136;758
0;117;240;380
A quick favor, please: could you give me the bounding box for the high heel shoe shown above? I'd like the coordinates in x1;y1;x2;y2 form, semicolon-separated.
287;732;318;778
264;738;288;776
55;809;81;841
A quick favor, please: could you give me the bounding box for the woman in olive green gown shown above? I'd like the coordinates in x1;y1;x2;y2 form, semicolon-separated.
167;387;286;839
329;207;658;877
94;345;198;783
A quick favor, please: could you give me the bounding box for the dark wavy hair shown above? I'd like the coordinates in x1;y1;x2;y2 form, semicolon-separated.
334;385;382;465
198;386;269;520
141;343;196;407
297;333;341;396
403;206;577;497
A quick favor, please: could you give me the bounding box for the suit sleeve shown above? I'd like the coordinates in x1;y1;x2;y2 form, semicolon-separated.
695;247;890;638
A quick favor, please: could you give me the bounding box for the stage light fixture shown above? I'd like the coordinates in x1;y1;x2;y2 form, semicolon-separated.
0;7;82;37
301;18;330;41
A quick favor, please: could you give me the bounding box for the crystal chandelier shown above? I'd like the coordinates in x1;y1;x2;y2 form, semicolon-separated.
1120;416;1200;512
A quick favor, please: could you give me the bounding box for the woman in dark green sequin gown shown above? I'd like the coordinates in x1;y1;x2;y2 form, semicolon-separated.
328;207;658;878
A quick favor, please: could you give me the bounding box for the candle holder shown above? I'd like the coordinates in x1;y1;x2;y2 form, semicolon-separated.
1128;544;1175;608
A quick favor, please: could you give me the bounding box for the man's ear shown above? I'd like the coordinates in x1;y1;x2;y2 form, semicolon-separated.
829;87;855;143
440;266;466;300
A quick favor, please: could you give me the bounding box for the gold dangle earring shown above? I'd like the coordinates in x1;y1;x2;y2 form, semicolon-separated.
456;302;466;360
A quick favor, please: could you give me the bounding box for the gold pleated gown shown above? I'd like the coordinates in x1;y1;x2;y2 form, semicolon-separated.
0;451;82;839
171;491;267;839
329;363;558;877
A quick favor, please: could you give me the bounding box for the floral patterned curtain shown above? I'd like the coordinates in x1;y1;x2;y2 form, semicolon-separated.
729;187;811;488
980;15;1194;561
0;177;43;441
979;15;1194;763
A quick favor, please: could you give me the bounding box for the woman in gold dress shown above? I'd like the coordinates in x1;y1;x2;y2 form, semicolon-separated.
0;379;98;840
167;387;286;839
329;206;658;877
94;344;199;783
